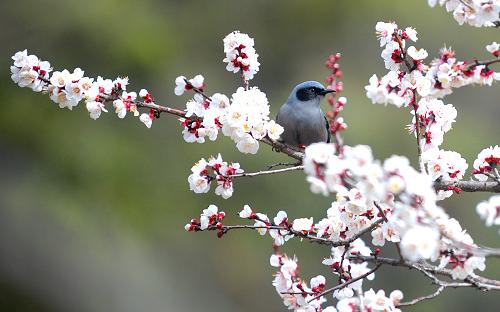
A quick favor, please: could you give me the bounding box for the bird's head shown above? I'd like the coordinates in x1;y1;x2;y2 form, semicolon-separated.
293;81;335;102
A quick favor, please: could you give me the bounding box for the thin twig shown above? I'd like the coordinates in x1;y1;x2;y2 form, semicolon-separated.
230;165;304;178
397;286;445;307
267;162;302;170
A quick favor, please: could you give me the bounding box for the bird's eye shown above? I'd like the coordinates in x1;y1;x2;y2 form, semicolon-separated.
309;87;316;93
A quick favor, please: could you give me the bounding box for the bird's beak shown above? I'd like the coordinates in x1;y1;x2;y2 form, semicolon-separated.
318;88;335;96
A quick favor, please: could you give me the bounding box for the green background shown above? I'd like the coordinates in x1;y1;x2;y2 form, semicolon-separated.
0;0;499;311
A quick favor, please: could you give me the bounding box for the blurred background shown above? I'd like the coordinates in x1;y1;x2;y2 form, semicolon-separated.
1;0;499;311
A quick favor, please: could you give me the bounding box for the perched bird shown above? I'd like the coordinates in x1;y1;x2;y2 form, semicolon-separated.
276;81;334;147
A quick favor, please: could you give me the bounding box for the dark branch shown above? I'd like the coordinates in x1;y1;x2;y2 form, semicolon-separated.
434;180;500;193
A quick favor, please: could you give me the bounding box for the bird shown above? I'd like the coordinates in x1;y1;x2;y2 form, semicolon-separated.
276;81;334;148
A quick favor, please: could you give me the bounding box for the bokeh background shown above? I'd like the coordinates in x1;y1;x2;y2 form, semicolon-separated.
1;0;499;311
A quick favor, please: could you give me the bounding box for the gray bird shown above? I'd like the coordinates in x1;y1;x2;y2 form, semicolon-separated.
276;81;334;147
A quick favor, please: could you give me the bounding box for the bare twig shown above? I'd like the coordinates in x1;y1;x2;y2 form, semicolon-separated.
267;162;302;170
412;100;426;173
230;165;304;178
397;286;445;307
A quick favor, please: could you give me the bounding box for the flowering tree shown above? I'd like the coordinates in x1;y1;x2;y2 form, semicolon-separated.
9;1;500;311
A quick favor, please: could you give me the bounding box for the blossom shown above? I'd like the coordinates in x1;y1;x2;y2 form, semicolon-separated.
473;145;500;181
113;76;128;91
400;226;440;261
422;149;468;182
139;112;154;128
50;69;72;88
486;42;500;57
174;76;187;96
187;205;226;232
310;275;326;293
363;289;396;311
407;46;428;60
187;154;243;199
476;195;500;229
200;204;219;230
375;21;397;47
429;1;500;27
223;31;260;80
381;41;403;71
239;205;254;219
254;213;269;235
265;120;284;140
113;99;127;118
85;101;107;120
235;134;260;154
371;222;400;246
292;218;313;234
221;87;273;153
412;97;457;151
174;74;205;97
403;27;418;41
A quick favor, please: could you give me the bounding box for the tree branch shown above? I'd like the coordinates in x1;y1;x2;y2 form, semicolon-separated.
397;285;445;307
349;255;500;291
434;179;500;193
230;165;304;178
191;217;384;248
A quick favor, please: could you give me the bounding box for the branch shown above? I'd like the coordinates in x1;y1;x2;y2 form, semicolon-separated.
230;165;304;178
434;179;500;193
102;93;305;160
349;255;500;291
397;285;445;307
466;58;500;70
260;136;304;160
191;217;384;248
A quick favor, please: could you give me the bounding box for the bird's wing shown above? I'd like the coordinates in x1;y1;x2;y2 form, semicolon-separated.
324;115;331;143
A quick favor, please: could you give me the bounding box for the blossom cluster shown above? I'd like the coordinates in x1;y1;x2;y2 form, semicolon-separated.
222;31;260;81
10;50;158;128
436;216;486;279
176;82;284;153
173;31;283;154
366;22;500;156
188;154;243;199
238;205;293;246
322;240;377;299
302;142;486;278
271;253;404;312
221;87;283;154
271;254;327;311
428;0;500;27
473;145;500;181
184;204;226;237
272;251;405;312
324;288;403;312
410;97;457;152
237;205;383;301
177;78;230;143
422;149;468;199
476;195;500;234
